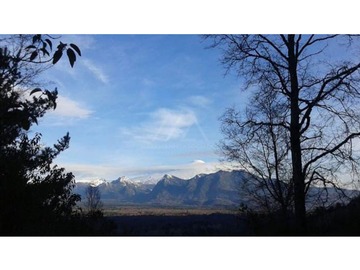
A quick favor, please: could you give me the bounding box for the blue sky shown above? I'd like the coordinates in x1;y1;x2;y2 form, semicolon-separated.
30;35;247;180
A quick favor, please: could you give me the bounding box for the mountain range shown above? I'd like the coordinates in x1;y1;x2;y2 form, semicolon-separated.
74;170;254;207
74;170;358;208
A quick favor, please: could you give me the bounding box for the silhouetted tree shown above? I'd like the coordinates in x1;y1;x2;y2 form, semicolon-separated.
221;88;293;217
0;34;82;235
207;35;360;232
85;185;103;216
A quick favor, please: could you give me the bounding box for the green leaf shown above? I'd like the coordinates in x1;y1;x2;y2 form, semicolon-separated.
67;48;76;67
45;39;53;51
30;88;42;95
30;51;38;61
70;43;81;56
52;49;63;65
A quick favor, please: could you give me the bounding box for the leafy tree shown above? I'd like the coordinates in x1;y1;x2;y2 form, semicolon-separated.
207;35;360;232
0;34;82;235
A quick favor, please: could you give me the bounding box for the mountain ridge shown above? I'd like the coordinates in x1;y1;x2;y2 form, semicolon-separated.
74;170;359;208
75;170;247;207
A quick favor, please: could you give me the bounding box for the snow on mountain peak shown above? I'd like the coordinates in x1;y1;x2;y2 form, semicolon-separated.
141;176;159;184
194;173;206;179
118;176;131;183
89;178;107;187
115;176;142;187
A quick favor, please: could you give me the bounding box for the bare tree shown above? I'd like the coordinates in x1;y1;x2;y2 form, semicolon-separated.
85;185;103;214
207;35;360;232
220;88;293;216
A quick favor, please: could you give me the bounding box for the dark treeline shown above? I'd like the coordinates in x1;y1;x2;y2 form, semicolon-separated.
0;35;113;235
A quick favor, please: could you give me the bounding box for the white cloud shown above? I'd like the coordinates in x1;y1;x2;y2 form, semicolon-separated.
175;160;228;179
50;95;93;119
60;163;127;181
82;58;109;84
19;89;93;122
187;95;212;107
123;108;197;143
192;159;206;164
41;95;93;126
61;160;235;182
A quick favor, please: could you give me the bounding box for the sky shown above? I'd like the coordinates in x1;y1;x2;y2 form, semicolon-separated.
27;34;360;183
29;35;247;181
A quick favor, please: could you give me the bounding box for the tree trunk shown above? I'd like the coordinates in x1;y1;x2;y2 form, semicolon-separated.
287;35;307;233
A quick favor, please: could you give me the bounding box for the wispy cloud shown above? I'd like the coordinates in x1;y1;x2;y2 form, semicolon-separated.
82;58;109;84
60;163;128;181
62;160;234;181
187;95;212;107
41;95;94;125
20;89;93;122
123;108;197;143
53;35;96;51
60;163;183;181
174;160;230;179
50;95;93;119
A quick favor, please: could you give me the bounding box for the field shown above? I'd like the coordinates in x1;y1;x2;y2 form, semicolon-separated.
101;205;248;236
103;205;239;216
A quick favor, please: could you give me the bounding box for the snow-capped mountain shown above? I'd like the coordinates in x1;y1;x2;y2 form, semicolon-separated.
142;176;161;185
115;176;141;186
148;170;246;206
74;170;247;206
74;170;359;208
89;178;108;187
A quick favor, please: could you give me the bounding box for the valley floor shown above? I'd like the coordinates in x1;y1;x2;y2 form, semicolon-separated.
94;197;360;236
102;205;248;236
103;205;239;216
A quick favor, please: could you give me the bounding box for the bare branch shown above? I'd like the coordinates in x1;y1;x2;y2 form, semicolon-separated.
303;132;360;175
